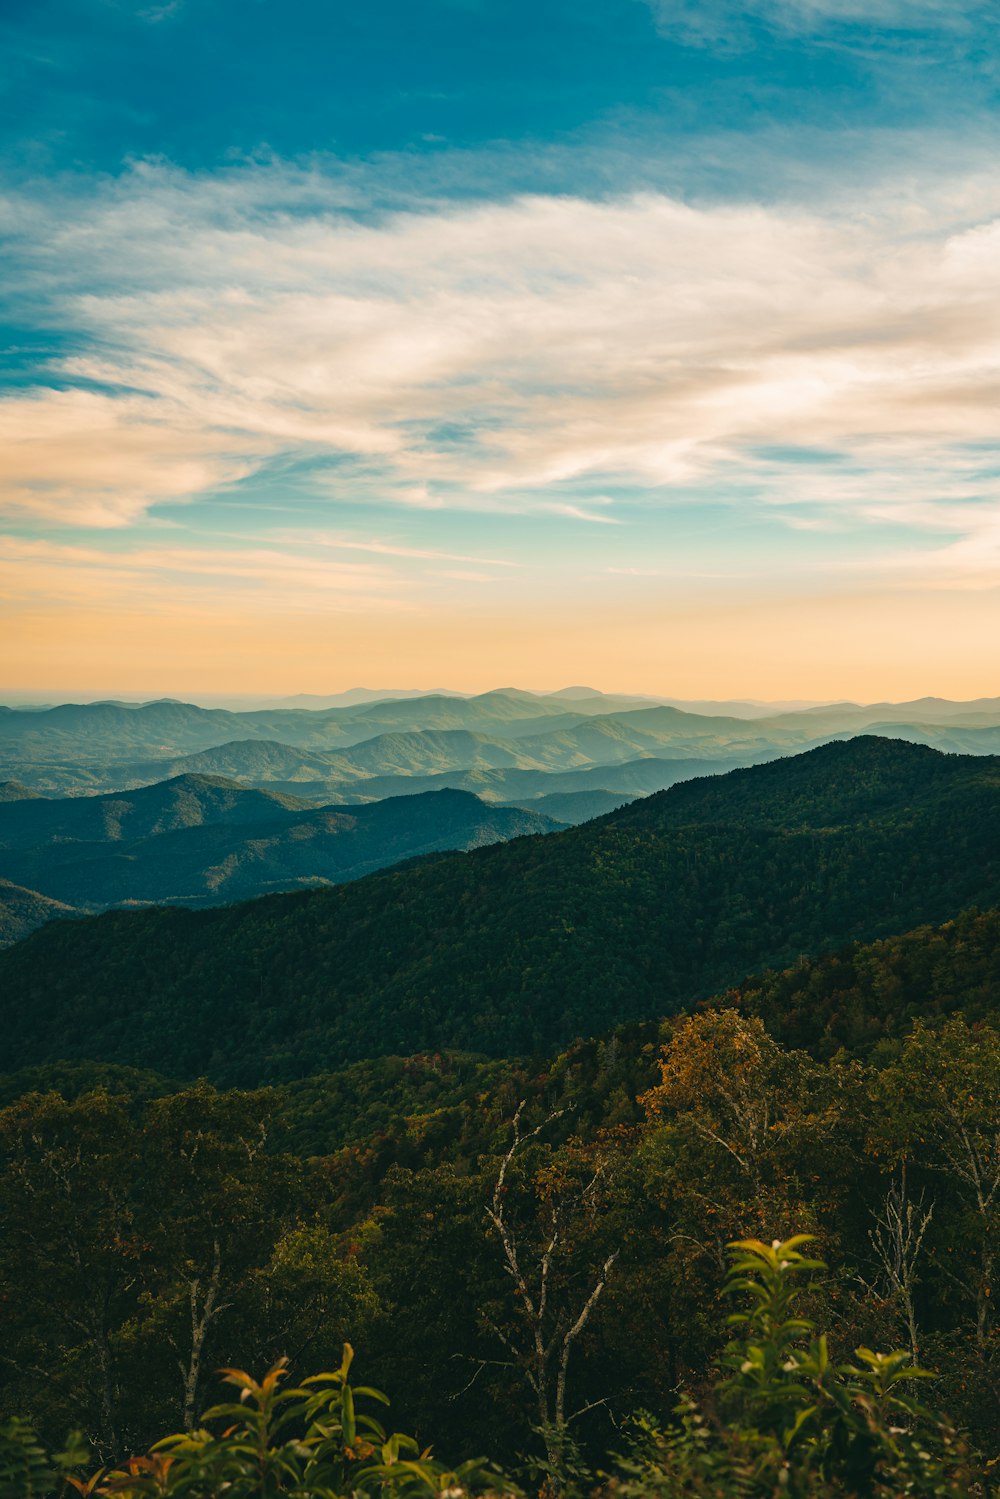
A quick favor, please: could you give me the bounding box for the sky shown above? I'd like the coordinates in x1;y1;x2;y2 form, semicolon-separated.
1;0;999;700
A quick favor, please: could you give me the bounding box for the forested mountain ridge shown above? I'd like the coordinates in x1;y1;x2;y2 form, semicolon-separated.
0;783;560;915
6;903;996;1158
0;773;312;850
0;879;76;947
3;736;1000;1083
611;733;1000;830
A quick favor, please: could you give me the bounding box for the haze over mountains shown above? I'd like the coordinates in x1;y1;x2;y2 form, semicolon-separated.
4;685;1000;942
6;687;1000;804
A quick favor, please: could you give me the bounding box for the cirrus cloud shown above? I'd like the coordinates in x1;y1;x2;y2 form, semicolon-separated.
2;159;1000;542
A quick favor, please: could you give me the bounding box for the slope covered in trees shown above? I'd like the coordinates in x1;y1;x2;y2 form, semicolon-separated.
0;773;312;849
2;737;1000;1082
0;781;560;916
0;879;77;947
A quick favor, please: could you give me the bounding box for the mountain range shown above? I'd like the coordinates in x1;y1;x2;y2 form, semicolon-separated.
0;775;559;920
3;735;999;1083
7;688;1000;812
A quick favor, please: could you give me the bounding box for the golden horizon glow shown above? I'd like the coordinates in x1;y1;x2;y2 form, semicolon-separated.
6;581;1000;704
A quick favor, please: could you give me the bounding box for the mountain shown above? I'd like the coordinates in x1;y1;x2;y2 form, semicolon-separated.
0;773;311;851
505;705;807;766
7;691;1000;799
0;780;43;803
0;781;560;912
0;690;682;789
232;753;755;808
503;789;639;823
256;688;461;709
832;721;1000;756
608;732;1000;830
122;734;760;795
120;741;349;786
3;737;1000;1083
0;879;78;947
760;697;1000;733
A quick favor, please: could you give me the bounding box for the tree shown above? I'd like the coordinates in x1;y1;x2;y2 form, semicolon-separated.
0;1090;143;1458
874;1020;1000;1354
0;1084;367;1456
866;1170;934;1364
617;1236;976;1498
483;1104;619;1474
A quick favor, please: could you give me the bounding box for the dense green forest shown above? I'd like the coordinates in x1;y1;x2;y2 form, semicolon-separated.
3;740;999;1495
3;738;1000;1083
1;914;998;1489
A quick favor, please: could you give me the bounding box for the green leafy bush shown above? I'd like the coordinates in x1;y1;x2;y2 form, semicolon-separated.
614;1236;978;1498
10;1346;513;1499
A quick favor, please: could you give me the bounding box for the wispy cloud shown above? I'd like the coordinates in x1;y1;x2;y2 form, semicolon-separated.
2;159;999;558
0;534;416;614
270;530;520;566
643;0;991;47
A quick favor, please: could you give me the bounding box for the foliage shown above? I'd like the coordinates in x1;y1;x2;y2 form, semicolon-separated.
0;1249;985;1498
3;1005;1000;1471
613;1237;977;1498
86;1348;512;1499
0;1086;378;1458
0;1353;511;1499
0;1422;86;1499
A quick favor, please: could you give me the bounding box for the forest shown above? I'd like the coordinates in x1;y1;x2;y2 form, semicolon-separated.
3;736;1000;1085
2;916;998;1494
2;741;999;1495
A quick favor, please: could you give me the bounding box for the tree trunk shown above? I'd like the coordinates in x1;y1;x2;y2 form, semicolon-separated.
180;1240;223;1431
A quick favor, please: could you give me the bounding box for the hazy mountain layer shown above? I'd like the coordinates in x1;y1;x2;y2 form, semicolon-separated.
0;779;560;916
8;691;1000;802
239;754;755;809
4;737;1000;1083
0;689;663;769
502;789;638;822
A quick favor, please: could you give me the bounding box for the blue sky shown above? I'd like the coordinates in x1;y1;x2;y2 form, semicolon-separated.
2;0;999;698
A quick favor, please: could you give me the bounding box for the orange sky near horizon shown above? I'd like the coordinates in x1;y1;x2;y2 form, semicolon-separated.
5;581;1000;705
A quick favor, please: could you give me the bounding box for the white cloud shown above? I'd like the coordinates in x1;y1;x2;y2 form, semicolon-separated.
0;388;263;527
2;159;1000;543
644;0;989;46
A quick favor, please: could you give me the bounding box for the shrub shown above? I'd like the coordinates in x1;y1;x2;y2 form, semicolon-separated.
613;1235;979;1497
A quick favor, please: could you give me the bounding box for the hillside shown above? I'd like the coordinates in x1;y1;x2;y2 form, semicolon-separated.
246;753;754;808
609;732;1000;829
0;781;42;803
0;879;78;947
0;773;311;850
3;737;1000;1082
0;784;559;910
